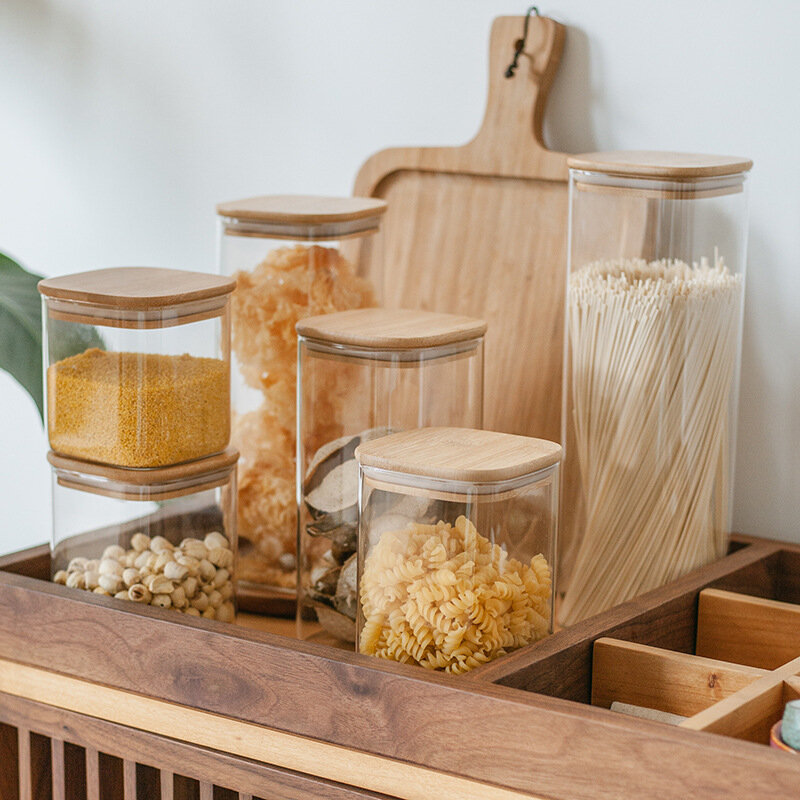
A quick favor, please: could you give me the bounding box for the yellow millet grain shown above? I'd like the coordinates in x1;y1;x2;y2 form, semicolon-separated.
47;348;230;467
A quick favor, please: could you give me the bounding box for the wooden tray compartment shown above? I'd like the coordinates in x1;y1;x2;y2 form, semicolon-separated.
3;539;800;800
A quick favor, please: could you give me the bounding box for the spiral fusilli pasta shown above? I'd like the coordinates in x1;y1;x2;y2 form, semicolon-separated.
359;516;551;674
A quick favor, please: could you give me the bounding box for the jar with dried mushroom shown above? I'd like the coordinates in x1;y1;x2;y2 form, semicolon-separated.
49;449;238;623
38;267;234;469
216;195;386;611
355;428;560;674
296;309;486;644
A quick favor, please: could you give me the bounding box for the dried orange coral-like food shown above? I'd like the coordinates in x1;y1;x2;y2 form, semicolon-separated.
231;245;375;586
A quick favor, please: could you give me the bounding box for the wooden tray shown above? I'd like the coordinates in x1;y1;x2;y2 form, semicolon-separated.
2;536;800;799
354;15;568;443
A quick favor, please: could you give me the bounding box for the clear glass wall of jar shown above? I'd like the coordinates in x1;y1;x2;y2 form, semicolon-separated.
560;151;752;625
355;427;560;673
296;309;486;644
216;196;387;613
49;448;239;622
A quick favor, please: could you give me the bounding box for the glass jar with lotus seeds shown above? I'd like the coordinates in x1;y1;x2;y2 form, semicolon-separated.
49;449;239;622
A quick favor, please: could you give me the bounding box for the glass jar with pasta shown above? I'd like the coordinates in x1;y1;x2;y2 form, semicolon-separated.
355;427;560;674
216;195;386;613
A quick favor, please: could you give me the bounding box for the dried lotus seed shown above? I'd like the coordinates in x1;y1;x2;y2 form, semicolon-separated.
216;602;234;623
114;590;129;600
122;568;140;587
67;557;88;572
179;539;208;560
143;574;174;595
207;547;233;569
150;536;174;554
207;589;223;609
218;582;233;601
98;574;123;594
201;607;216;620
53;570;68;585
130;533;151;552
151;593;172;608
181;576;198;598
84;559;99;572
204;531;229;550
170;586;187;608
66;572;85;589
128;584;152;603
154;552;174;572
212;568;230;588
198;559;216;581
93;587;111;596
134;550;152;569
102;545;126;561
99;558;123;576
84;570;100;590
184;606;201;617
163;561;189;582
190;592;209;611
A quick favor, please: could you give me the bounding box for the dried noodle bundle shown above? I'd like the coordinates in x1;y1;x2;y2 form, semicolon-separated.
560;255;742;625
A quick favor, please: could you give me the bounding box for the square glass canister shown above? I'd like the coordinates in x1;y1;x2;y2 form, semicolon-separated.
355;427;560;673
560;151;752;625
38;267;234;469
49;448;239;622
217;195;386;611
296;308;486;643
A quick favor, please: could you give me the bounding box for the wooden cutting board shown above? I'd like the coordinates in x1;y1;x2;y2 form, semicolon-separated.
354;15;569;441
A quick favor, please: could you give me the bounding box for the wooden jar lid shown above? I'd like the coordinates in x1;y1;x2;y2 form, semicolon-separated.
38;268;235;309
216;195;387;225
48;448;239;501
567;151;752;179
355;428;561;483
296;309;487;350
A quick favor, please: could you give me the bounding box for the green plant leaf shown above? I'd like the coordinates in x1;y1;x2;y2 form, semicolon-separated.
0;252;44;421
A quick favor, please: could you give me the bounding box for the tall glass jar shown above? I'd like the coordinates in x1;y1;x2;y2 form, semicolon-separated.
560;151;752;625
355;427;560;673
38;268;234;469
49;448;238;622
216;195;386;612
296;308;486;643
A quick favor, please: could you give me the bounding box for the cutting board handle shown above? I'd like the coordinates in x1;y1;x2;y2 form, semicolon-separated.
354;14;567;192
466;15;565;167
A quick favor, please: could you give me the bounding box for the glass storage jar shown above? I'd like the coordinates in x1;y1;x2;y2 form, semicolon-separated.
355;427;560;673
296;308;486;643
216;195;387;611
49;448;238;622
560;151;752;625
38;267;234;469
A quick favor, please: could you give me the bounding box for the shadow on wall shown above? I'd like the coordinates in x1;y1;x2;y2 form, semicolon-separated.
542;25;598;155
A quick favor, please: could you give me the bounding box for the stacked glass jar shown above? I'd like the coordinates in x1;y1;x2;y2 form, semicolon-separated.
39;267;239;621
216;195;386;612
295;307;486;643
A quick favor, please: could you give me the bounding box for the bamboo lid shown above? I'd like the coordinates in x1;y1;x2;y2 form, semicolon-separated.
38;268;235;310
567;151;753;179
296;309;487;350
216;195;387;225
47;448;239;487
355;428;561;483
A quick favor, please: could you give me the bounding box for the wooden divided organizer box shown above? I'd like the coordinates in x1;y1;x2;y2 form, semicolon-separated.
2;536;800;799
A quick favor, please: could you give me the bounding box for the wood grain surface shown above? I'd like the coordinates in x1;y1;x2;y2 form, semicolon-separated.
353;15;568;442
355;426;561;481
296;308;486;349
592;638;765;717
566;151;753;179
216;195;387;225
4;543;800;799
697;589;800;669
474;540;782;698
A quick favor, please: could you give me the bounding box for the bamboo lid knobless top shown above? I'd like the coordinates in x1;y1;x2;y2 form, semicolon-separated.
296;309;487;350
567;151;753;180
38;268;236;310
216;195;387;225
355;428;562;484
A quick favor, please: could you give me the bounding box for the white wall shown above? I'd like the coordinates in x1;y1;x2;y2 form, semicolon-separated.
1;0;798;555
